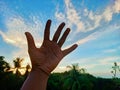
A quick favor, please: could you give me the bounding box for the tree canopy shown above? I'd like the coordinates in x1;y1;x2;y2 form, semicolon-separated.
0;56;120;90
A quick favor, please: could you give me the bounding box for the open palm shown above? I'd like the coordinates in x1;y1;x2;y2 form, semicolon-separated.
25;20;78;75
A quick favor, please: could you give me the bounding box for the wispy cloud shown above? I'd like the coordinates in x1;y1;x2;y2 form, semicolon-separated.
53;55;120;74
99;56;120;65
53;66;67;73
54;0;120;48
86;0;120;29
77;23;120;45
74;56;120;74
103;49;117;53
55;0;120;32
0;15;43;59
55;0;84;32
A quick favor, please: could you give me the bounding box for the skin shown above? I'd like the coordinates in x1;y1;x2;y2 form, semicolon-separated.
21;20;78;90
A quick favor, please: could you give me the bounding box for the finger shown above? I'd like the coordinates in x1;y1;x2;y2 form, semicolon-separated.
44;20;51;41
58;28;70;47
62;44;78;56
25;32;36;50
52;22;65;42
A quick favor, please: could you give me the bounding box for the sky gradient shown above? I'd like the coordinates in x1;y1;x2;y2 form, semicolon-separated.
0;0;120;78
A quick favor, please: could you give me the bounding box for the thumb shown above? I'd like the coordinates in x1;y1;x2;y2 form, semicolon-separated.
62;44;78;57
25;32;36;50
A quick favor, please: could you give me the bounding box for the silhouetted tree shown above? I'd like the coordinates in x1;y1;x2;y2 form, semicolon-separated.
0;56;10;73
11;57;25;76
63;64;84;90
24;64;31;78
67;63;86;74
111;62;120;78
47;73;63;90
0;56;120;90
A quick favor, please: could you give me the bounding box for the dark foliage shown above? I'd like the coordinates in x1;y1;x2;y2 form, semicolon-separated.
0;56;120;90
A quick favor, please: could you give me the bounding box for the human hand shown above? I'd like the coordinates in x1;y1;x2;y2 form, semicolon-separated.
25;20;78;75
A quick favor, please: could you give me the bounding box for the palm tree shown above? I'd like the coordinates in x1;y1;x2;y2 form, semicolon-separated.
24;64;31;78
63;63;85;90
111;62;120;78
67;63;86;74
11;57;25;76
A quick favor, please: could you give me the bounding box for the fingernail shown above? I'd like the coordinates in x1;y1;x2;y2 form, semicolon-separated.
25;32;28;35
66;28;70;32
47;19;51;23
74;44;78;47
62;22;65;26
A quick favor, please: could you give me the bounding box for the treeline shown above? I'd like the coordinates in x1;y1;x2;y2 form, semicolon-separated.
0;56;120;90
47;71;120;90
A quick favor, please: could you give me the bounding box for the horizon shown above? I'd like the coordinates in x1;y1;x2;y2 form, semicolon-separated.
0;0;120;78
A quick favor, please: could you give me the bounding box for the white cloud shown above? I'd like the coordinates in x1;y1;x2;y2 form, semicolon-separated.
1;0;119;59
102;0;120;22
103;7;113;22
55;0;120;33
53;66;67;73
54;0;120;48
113;0;120;13
69;56;120;76
53;56;120;77
99;56;120;65
55;11;65;20
55;0;84;32
65;0;84;30
77;23;120;46
103;49;117;53
0;16;43;59
55;5;65;21
87;0;120;27
76;31;97;45
84;0;120;31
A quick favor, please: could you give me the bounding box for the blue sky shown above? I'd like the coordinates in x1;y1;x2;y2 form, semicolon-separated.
0;0;120;78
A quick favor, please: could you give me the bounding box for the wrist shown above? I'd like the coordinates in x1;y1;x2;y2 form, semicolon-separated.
22;68;49;90
31;67;49;78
